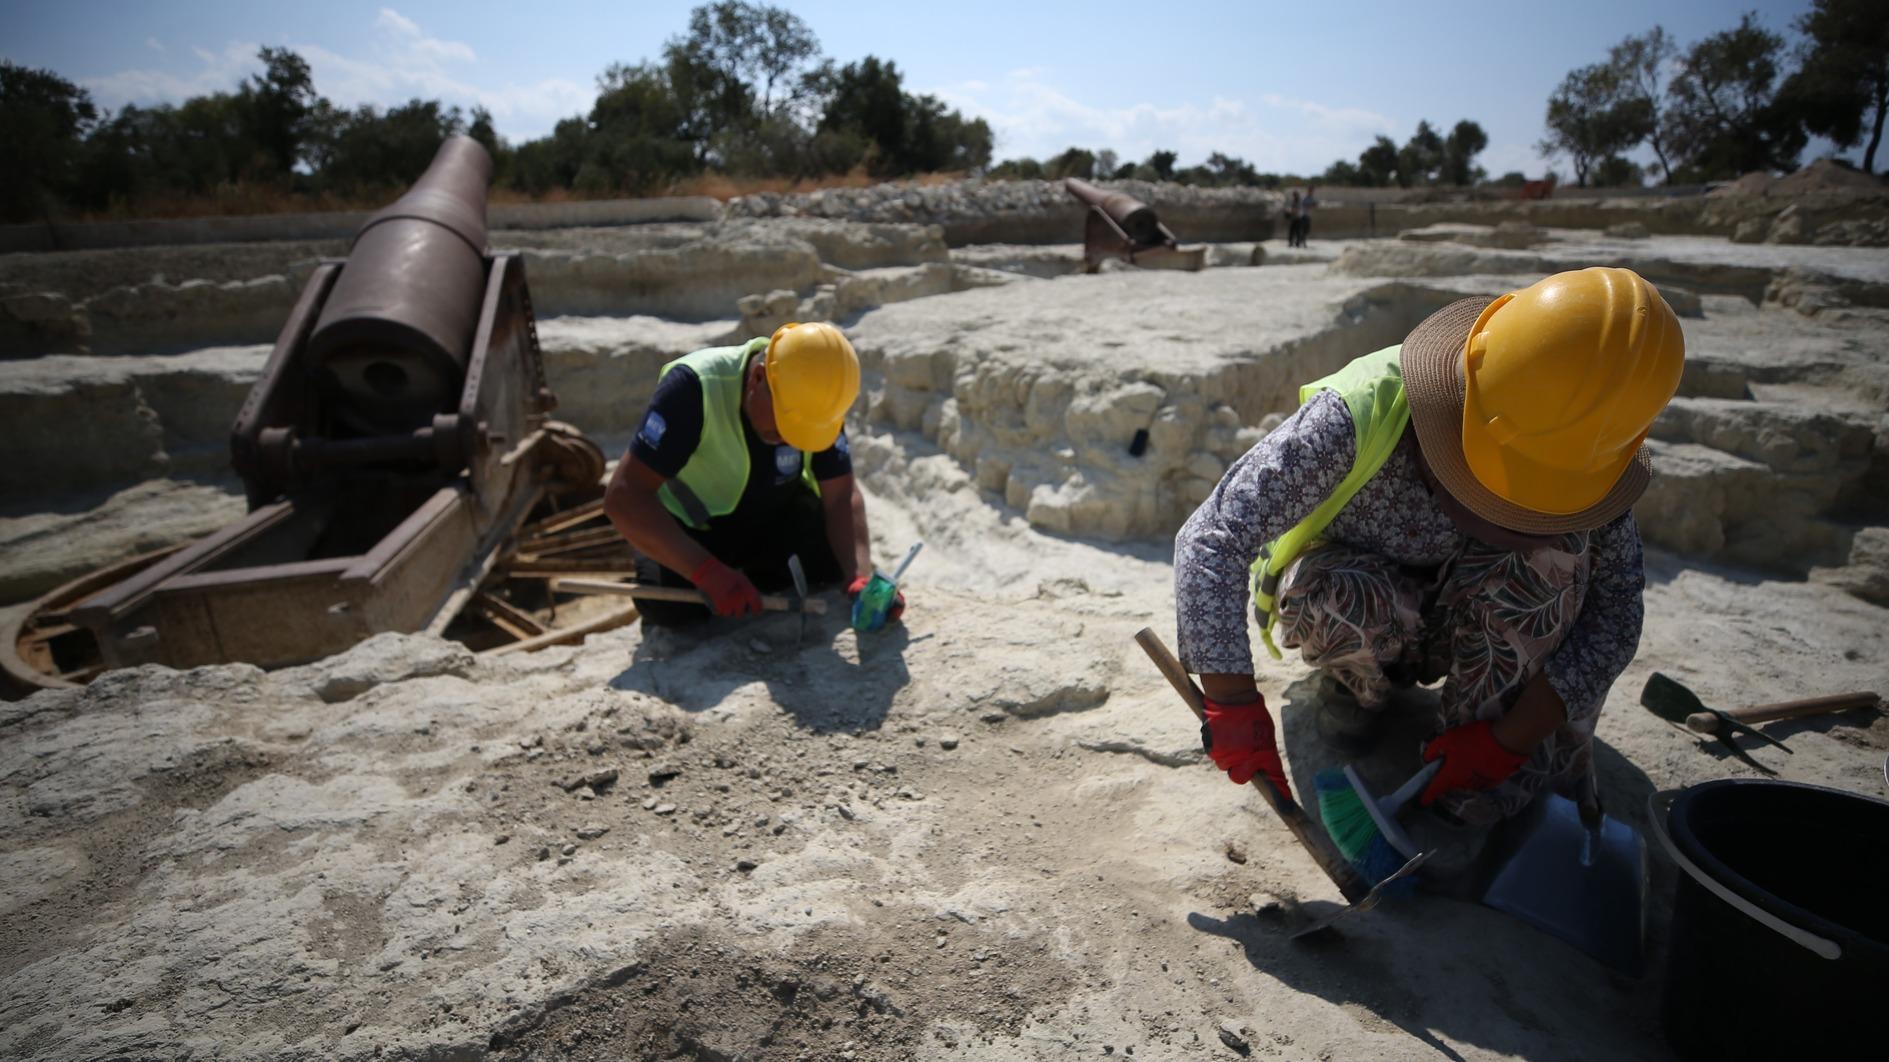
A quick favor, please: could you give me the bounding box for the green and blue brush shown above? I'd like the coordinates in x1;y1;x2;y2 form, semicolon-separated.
1314;759;1442;890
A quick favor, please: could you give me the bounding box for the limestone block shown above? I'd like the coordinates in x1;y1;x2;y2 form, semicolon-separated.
1765;205;1806;245
1204;243;1264;268
1677;358;1752;401
833;262;954;316
84;275;295;356
1064;382;1164;457
1;290;89;357
1490;221;1545;249
0;366;166;502
1811;526;1889;606
1659;287;1704;318
1652;397;1874;477
736;288;799;340
1605;222;1651;240
1638;440;1855;570
1731;218;1768;244
766;218;947;270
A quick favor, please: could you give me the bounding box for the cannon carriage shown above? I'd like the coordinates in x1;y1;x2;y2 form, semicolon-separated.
4;138;636;694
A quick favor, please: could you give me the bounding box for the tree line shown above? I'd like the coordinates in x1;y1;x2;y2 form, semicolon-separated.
2;1;1882;224
1539;1;1886;186
0;2;994;223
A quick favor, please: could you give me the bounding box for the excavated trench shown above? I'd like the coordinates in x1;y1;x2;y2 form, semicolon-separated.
2;210;1888;1061
3;220;1888;608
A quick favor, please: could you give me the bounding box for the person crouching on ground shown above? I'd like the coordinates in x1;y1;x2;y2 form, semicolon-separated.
604;322;904;626
1172;268;1683;827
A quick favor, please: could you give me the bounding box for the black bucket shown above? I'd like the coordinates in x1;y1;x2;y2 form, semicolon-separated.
1651;780;1889;1059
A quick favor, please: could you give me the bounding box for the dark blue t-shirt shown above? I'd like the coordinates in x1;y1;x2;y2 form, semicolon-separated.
629;364;852;523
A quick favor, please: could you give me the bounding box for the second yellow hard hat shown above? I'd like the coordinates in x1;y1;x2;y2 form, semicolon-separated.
765;321;861;452
1459;267;1684;516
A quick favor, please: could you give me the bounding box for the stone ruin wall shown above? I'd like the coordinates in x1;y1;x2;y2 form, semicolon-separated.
2;178;1887;608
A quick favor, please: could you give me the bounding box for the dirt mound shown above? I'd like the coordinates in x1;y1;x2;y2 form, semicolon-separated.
1709;171;1776;198
1773;159;1887;197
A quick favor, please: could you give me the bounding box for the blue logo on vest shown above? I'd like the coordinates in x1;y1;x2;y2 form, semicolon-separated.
774;445;801;481
638;410;667;447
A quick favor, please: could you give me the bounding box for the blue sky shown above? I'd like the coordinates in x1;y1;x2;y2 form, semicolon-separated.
1;1;1838;179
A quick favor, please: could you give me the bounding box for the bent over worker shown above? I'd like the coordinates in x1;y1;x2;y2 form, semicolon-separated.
1173;268;1683;826
604;322;904;626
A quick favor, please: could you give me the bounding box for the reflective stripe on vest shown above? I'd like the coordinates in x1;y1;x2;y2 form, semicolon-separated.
1249;344;1412;659
657;338;818;529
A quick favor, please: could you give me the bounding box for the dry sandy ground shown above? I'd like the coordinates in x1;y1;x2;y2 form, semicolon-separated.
3;232;1887;1060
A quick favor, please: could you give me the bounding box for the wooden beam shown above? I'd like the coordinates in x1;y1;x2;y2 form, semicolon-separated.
482;604;641;656
470;591;548;639
550;577;826;615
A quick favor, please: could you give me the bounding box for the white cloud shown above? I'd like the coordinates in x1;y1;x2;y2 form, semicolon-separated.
928;69;1401;175
145;36;165;53
80;10;588;141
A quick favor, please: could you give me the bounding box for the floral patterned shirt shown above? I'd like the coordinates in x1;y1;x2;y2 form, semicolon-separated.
1173;389;1645;725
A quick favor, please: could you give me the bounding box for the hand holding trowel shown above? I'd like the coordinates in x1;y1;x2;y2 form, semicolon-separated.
851;541;921;632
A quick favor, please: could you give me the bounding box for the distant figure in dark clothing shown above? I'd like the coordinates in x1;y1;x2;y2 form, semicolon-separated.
1284;190;1303;248
1299;186;1318;245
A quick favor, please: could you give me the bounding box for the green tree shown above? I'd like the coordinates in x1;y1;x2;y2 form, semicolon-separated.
237;46;316;178
1440;119;1488;185
1396;120;1444;186
316;100;466;192
1320;158;1363;185
1779;0;1889;173
1046;146;1095;179
0;61;97;221
583;62;699;191
1540;62;1651;186
1664;12;1805;179
1357;135;1399;186
1145;149;1177;180
1608;28;1678;183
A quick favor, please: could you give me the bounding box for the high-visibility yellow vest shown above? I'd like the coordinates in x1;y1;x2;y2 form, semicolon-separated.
657;338;818;529
1250;344;1411;659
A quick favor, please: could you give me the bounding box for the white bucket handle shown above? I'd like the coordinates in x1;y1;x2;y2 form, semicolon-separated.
1646;790;1841;962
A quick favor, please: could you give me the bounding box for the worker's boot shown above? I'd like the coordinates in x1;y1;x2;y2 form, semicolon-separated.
1313;674;1389;756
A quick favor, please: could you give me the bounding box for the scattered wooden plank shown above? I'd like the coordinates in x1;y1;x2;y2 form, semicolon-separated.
482;604;640;656
470;591;548;640
550;577;826;615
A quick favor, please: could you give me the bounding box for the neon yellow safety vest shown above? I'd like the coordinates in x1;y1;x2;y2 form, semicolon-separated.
657;338;819;530
1249;344;1411;660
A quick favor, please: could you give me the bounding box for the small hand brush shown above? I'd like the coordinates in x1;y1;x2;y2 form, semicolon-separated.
1314;759;1442;889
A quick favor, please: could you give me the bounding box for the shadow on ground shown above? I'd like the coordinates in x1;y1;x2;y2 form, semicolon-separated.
607;603;912;734
1183;673;1673;1060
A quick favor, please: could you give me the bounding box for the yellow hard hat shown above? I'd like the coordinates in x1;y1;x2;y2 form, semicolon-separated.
1460;267;1684;515
765;322;860;452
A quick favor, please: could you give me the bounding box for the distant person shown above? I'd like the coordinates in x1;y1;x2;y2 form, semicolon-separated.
604;322;905;627
1284;190;1303;248
1298;185;1318;245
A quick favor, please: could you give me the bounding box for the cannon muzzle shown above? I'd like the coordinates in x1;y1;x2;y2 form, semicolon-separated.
310;135;494;433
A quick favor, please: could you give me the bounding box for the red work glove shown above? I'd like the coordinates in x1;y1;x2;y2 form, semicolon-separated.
689;558;762;618
1418;720;1528;806
846;575;906;621
1202;696;1293;802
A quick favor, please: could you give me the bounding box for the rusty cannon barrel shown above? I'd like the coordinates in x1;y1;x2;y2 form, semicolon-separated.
309;135;493;433
1063;177;1168;248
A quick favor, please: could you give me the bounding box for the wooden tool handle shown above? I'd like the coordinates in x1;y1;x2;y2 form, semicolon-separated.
552;577;827;615
1133;627;1370;904
1686;691;1882;733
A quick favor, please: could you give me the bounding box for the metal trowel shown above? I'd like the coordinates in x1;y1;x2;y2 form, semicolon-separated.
1467;777;1647;975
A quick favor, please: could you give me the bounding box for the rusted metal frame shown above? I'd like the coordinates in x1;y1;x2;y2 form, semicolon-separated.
421;481;546;637
70;501;297;626
1;547;184;695
159;557;354;593
551;577;827;615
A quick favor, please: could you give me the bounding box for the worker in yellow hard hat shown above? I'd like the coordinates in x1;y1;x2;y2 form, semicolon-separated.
605;322;903;626
1173;267;1683;828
